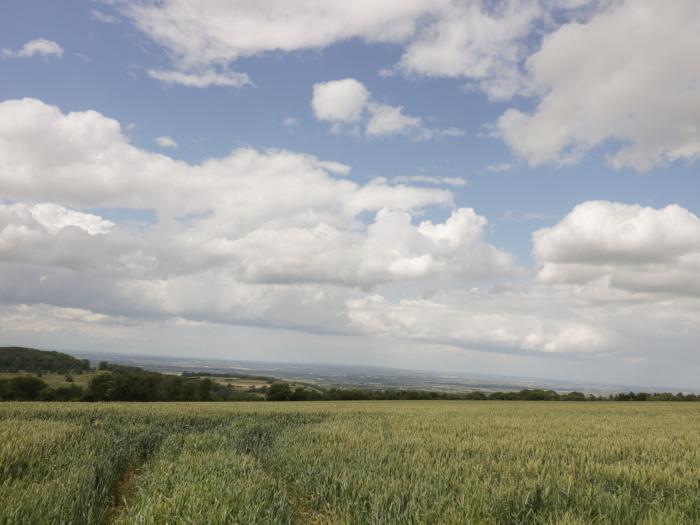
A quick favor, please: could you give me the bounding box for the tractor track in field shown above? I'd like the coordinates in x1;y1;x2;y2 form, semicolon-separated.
103;460;145;524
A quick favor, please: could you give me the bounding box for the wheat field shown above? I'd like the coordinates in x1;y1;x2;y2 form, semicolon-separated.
1;401;699;524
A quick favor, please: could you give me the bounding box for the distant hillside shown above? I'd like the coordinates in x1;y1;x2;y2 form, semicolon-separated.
0;346;89;373
0;347;263;402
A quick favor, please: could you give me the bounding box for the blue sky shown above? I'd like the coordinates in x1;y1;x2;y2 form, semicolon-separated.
1;0;699;388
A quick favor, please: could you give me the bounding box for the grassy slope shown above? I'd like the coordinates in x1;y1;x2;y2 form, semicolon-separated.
200;375;271;389
1;402;699;524
0;371;101;389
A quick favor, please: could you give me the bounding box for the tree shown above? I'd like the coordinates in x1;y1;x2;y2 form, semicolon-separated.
564;391;586;401
0;376;48;400
198;378;212;401
267;383;293;401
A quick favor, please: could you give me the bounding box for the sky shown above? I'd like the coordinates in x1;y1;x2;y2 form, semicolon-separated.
0;0;699;389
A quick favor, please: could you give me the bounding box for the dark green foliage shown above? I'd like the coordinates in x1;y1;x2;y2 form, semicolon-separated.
267;382;293;401
266;385;700;402
487;389;561;401
198;378;212;401
97;361;143;373
0;376;48;400
288;387;324;401
84;369;259;402
40;384;84;401
0;347;90;374
564;391;587;401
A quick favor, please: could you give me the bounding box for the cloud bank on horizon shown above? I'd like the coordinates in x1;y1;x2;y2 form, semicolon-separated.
0;0;699;387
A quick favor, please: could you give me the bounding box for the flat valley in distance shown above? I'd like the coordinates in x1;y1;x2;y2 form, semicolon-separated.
72;351;694;396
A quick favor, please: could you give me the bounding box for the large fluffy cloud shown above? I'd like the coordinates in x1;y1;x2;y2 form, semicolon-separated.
498;0;700;170
347;200;700;358
0;98;516;336
341;200;700;360
396;0;544;99
534;201;700;297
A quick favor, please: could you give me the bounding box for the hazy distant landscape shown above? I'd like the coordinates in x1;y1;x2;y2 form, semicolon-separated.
8;346;699;403
73;352;697;396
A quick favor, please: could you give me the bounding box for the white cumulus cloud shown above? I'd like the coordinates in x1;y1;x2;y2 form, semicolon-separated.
0;202;113;237
497;0;700;170
0;98;514;336
534;201;700;297
312;79;369;123
396;0;544;100
365;104;423;137
2;39;64;59
312;78;462;140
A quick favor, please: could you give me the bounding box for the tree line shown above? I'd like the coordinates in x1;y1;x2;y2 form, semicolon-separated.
0;371;261;402
0;361;261;402
3;375;699;402
265;383;700;402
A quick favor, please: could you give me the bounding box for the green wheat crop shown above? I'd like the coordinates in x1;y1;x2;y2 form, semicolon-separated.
1;402;698;524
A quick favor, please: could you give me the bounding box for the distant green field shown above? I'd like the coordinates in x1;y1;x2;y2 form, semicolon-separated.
1;402;699;524
0;371;100;388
